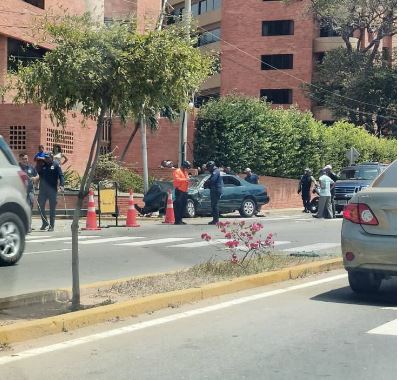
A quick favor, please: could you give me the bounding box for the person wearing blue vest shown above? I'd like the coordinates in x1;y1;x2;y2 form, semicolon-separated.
204;161;223;225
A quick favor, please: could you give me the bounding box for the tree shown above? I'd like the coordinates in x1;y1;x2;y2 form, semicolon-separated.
12;15;213;309
304;0;397;136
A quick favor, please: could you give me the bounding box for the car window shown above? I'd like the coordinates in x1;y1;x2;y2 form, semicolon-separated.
372;161;397;188
189;177;204;187
222;176;241;187
0;137;18;166
339;167;379;180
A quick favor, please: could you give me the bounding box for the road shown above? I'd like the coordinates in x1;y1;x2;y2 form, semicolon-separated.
0;270;396;379
0;212;343;297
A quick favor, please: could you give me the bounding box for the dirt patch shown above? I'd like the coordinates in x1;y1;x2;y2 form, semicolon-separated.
0;255;337;326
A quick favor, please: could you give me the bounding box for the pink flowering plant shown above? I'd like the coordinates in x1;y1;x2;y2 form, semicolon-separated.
201;220;274;268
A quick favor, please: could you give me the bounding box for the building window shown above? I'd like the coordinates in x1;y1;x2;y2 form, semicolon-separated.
262;20;294;36
46;128;74;154
9;126;26;150
198;28;220;46
260;89;293;104
22;0;45;9
261;54;293;70
7;38;47;72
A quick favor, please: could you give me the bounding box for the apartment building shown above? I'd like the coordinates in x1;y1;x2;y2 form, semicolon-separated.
168;0;394;124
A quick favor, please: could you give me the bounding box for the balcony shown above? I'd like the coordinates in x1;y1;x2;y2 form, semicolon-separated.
312;106;335;121
196;9;221;28
313;37;358;53
200;73;221;91
199;41;220;53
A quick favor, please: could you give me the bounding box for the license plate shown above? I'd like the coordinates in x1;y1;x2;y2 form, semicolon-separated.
336;200;348;205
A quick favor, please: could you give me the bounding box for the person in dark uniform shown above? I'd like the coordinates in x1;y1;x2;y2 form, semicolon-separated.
297;168;317;213
204;161;223;225
37;153;64;231
324;165;339;217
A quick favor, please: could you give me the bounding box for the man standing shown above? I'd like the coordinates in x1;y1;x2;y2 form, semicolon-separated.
244;168;259;184
173;160;191;225
205;161;223;225
37;153;64;231
313;169;335;219
297;168;317;213
324;164;338;217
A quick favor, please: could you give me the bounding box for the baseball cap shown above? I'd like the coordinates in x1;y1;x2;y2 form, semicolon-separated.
245;168;251;173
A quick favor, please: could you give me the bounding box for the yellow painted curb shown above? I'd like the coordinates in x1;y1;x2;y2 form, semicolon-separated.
0;258;343;344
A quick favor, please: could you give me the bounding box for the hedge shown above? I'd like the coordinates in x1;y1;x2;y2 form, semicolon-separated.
194;95;397;177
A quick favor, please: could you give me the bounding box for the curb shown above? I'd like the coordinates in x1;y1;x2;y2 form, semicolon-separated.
0;258;343;344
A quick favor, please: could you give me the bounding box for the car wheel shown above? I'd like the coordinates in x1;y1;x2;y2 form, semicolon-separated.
185;198;196;218
348;271;382;294
0;212;25;266
239;198;256;217
309;198;319;214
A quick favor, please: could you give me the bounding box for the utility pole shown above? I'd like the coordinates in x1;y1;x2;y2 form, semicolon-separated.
178;0;191;166
140;116;149;193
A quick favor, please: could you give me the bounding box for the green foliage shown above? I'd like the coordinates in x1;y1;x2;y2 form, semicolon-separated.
307;48;397;136
63;166;82;190
194;95;397;178
93;153;147;193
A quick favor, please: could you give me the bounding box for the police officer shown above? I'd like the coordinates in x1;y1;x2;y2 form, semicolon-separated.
204;161;223;225
298;168;317;213
173;160;191;225
37;153;64;231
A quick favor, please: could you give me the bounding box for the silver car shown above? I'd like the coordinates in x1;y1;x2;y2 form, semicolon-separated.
0;136;31;265
341;160;397;293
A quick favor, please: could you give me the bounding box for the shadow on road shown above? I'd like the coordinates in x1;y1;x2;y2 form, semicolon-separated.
311;278;397;307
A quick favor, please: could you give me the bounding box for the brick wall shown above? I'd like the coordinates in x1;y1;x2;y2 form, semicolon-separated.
220;0;314;111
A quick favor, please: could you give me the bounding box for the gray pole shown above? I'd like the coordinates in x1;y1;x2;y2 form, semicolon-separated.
140;117;149;193
178;0;191;166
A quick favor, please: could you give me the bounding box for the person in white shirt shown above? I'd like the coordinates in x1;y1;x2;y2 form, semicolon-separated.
313;169;335;219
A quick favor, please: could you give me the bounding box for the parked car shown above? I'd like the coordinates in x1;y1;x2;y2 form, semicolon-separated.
185;174;270;218
0;136;31;265
341;160;397;293
334;162;388;214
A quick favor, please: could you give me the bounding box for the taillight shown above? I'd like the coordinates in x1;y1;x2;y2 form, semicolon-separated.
18;170;29;189
343;203;379;225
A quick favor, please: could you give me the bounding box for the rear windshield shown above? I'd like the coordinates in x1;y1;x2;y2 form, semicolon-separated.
0;137;18;166
339;167;380;180
372;161;397;188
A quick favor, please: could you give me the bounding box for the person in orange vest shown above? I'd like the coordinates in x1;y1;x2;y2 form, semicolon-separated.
173;160;192;225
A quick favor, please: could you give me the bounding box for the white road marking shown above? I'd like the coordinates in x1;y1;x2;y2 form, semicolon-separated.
115;237;193;246
26;236;100;243
283;243;340;253
381;307;397;310
0;273;346;366
169;239;228;248
236;240;291;251
24;249;71;255
26;235;51;240
72;237;145;245
367;319;397;336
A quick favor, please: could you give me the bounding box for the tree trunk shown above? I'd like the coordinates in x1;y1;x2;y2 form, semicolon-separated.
119;120;140;163
71;108;105;310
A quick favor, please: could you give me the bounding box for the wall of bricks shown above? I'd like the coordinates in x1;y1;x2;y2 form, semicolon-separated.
220;0;314;111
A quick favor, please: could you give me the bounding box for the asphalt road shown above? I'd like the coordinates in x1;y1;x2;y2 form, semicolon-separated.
0;212;343;297
0;270;396;379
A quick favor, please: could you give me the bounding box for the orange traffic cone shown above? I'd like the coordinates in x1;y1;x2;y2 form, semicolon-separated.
163;189;175;224
126;189;140;227
82;189;101;230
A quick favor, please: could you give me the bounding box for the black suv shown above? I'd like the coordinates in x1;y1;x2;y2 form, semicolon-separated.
334;162;388;214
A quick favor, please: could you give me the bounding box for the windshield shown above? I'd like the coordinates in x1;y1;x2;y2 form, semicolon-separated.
189;177;204;187
339;167;379;180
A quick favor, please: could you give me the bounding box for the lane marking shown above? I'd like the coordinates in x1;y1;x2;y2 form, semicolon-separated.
26;236;100;243
0;273;347;365
283;243;340;253
367;319;397;336
24;249;71;255
236;240;291;251
116;238;193;246
72;237;145;245
381;307;397;310
26;235;51;240
169;239;228;248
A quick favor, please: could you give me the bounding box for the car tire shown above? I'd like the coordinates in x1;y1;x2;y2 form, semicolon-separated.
185;198;196;218
348;271;382;294
309;197;319;214
239;198;256;217
0;212;26;266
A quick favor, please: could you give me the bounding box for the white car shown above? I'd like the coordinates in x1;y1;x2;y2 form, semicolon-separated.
0;136;31;265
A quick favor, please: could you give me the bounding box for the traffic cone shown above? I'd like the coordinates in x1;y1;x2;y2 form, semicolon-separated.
126;189;140;227
163;189;175;224
82;189;101;230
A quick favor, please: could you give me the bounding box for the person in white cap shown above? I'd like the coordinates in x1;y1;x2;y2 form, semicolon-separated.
244;168;259;184
313;168;335;219
323;164;338;217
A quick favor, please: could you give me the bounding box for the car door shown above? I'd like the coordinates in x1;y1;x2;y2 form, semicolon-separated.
196;176;211;213
220;175;243;211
